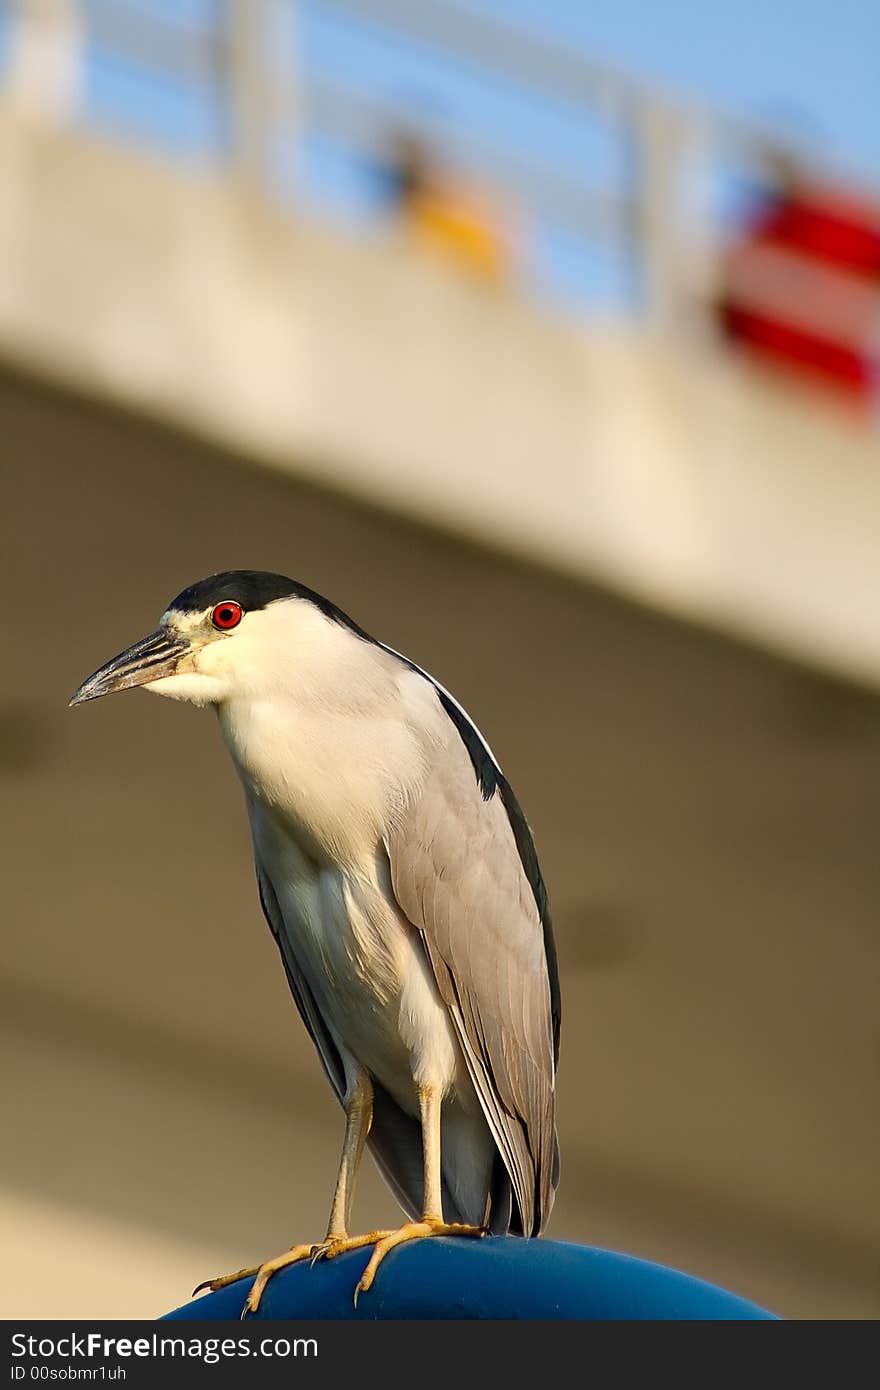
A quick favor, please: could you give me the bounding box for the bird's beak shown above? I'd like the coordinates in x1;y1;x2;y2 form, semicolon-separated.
69;627;189;707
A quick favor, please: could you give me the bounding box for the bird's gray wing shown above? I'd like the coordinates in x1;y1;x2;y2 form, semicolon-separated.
383;717;559;1236
255;861;346;1103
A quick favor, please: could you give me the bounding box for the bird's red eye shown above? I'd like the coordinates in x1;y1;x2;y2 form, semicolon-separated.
211;601;243;631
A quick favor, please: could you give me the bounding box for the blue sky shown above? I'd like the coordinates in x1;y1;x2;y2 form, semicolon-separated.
481;0;880;180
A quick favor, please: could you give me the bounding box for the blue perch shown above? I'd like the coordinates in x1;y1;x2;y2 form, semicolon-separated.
163;1237;777;1320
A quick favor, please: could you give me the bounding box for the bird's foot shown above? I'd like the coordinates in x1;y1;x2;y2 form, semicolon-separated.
308;1228;397;1267
192;1242;315;1315
193;1217;484;1313
338;1217;485;1304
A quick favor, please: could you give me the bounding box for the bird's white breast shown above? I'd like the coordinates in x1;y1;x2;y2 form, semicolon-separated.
215;628;440;866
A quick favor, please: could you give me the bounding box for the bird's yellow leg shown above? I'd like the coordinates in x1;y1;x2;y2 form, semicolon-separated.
194;1072;375;1313
345;1083;484;1303
303;1075;397;1263
239;1073;377;1315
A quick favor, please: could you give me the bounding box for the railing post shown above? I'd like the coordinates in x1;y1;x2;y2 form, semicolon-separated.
629;96;715;340
7;0;84;123
223;0;276;190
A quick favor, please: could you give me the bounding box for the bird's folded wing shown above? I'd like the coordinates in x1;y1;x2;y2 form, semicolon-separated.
384;731;558;1236
255;862;347;1103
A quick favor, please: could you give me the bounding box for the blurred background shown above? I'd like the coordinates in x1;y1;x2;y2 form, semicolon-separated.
2;0;880;1320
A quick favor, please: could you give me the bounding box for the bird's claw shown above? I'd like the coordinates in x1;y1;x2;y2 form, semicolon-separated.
191;1265;261;1297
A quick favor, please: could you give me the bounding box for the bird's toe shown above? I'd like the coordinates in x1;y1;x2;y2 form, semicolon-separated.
310;1229;397;1265
192;1264;261;1297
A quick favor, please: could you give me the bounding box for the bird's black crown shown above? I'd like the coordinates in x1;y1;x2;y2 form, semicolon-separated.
167;570;370;638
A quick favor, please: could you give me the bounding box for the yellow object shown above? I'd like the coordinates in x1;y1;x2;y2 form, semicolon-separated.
407;188;506;279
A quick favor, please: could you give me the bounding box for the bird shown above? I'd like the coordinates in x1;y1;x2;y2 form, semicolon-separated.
70;571;560;1314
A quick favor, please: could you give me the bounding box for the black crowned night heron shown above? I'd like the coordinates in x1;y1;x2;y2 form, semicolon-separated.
71;571;560;1314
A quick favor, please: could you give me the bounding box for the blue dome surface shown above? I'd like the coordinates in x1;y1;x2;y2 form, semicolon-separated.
163;1237;777;1320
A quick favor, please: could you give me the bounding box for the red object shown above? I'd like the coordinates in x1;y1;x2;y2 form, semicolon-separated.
720;183;880;398
211;601;243;630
